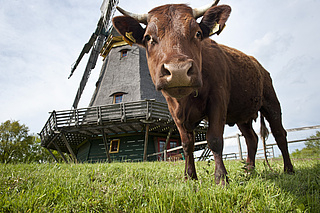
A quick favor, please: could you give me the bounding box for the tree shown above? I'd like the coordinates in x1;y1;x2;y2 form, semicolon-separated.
0;120;34;163
291;131;320;158
27;135;66;163
0;120;63;163
305;131;320;151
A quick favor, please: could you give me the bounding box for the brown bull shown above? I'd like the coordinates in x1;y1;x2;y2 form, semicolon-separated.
112;1;294;184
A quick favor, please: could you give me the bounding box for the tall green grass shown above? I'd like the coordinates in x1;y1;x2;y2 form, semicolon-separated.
0;159;319;212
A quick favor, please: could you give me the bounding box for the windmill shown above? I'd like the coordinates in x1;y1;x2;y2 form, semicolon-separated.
68;0;119;109
39;0;208;163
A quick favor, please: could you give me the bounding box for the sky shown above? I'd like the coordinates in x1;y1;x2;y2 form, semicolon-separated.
1;0;319;153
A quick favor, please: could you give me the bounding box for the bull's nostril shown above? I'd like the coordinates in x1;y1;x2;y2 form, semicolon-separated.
187;66;193;76
164;69;171;76
162;64;171;77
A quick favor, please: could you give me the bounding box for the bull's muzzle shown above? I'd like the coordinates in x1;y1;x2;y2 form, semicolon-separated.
157;60;201;98
162;61;193;87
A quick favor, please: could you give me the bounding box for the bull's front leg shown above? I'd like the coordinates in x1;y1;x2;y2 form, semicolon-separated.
166;97;200;180
179;129;198;180
207;134;228;185
207;109;228;185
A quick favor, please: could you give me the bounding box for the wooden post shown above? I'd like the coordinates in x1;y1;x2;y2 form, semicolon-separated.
198;146;210;161
61;133;78;163
101;129;111;163
46;148;59;163
143;124;150;161
163;127;173;161
237;134;243;160
52;141;68;163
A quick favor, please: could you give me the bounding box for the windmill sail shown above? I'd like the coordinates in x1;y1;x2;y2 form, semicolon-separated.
71;0;119;109
68;23;101;79
72;34;106;109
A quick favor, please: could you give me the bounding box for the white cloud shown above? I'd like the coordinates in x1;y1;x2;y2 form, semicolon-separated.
0;0;103;133
273;55;320;127
249;32;293;66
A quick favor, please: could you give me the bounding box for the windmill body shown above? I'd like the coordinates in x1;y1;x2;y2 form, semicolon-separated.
90;29;165;106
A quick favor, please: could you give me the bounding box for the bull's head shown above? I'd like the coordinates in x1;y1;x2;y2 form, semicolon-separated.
112;1;231;99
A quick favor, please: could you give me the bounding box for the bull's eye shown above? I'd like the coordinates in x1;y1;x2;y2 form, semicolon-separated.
195;31;202;39
145;35;151;42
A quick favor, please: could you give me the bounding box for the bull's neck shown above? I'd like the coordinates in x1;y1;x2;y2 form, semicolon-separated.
164;90;207;129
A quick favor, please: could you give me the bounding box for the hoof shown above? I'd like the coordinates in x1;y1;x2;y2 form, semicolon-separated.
215;173;229;185
244;166;256;175
185;173;198;180
284;167;294;174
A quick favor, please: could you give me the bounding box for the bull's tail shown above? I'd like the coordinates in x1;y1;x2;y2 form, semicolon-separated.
260;114;274;172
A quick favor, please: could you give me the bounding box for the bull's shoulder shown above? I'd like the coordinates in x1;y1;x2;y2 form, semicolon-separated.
218;44;269;74
201;40;271;82
201;39;229;67
202;39;224;53
218;44;254;64
202;40;257;67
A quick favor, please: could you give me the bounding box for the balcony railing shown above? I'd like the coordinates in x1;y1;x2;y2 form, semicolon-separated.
39;100;171;146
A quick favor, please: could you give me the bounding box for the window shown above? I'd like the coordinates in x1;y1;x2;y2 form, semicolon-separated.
121;50;127;58
157;138;179;160
170;141;178;149
113;93;123;104
159;140;166;152
110;139;120;153
111;92;127;104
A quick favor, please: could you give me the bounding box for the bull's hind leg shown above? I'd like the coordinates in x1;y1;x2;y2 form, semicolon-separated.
237;120;258;172
261;88;294;173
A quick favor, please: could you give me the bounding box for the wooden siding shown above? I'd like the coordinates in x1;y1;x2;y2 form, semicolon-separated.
76;135;157;162
77;141;91;162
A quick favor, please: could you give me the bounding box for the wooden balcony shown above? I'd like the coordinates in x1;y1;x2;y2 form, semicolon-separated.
40;100;174;152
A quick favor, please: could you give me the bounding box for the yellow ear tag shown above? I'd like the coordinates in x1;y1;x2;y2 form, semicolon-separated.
124;32;136;46
209;22;220;36
123;36;133;46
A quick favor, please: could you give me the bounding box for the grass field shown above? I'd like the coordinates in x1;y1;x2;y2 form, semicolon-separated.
0;158;319;212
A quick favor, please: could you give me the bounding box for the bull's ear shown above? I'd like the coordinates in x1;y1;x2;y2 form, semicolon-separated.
199;5;231;38
112;16;145;46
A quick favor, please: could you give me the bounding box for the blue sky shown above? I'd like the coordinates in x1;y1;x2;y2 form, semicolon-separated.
0;0;319;153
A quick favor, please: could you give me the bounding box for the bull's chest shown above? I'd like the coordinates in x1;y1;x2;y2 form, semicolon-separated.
174;97;207;131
